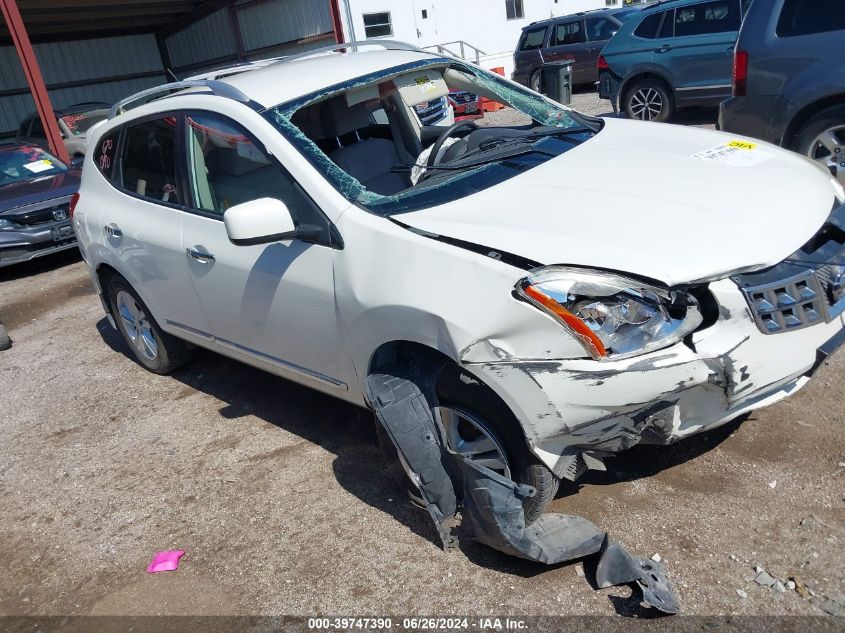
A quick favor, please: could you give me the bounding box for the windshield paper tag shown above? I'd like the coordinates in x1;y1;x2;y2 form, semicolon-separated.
692;141;775;167
23;159;54;173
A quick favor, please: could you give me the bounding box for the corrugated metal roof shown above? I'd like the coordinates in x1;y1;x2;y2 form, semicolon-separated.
166;8;237;68
238;0;333;52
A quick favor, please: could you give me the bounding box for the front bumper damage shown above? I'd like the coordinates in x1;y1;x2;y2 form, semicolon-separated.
462;217;845;480
367;370;680;615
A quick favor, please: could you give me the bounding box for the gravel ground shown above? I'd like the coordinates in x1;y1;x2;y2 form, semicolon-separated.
0;94;843;623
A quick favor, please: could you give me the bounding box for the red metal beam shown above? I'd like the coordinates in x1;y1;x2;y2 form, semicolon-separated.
328;0;344;44
0;0;70;164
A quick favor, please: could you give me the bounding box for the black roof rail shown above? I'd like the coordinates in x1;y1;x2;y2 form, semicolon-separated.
108;80;258;119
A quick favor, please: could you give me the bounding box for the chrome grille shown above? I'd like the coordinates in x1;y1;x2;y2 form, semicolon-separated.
450;91;476;105
414;96;448;125
743;271;825;334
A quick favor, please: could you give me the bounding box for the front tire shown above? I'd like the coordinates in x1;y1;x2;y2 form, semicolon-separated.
436;365;559;524
106;275;193;374
624;78;674;122
529;69;542;94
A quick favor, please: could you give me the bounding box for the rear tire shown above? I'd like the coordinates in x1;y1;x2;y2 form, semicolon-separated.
529;69;542;94
793;105;845;187
624;78;674;122
106;275;193;374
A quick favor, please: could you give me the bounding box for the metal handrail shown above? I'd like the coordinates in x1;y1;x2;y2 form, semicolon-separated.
108;80;257;119
280;39;428;65
422;40;487;64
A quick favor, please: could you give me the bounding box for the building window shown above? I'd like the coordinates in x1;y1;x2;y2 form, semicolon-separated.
363;12;393;37
605;0;619;6
506;0;524;20
421;9;428;18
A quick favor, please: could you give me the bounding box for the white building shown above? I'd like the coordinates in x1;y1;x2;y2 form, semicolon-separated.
335;0;621;76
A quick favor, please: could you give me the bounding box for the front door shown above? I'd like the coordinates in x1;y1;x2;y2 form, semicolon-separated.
179;112;349;393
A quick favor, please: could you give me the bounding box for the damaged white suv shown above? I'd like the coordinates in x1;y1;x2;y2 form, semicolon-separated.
74;41;845;523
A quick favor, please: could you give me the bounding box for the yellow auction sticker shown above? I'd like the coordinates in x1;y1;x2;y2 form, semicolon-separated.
727;140;756;150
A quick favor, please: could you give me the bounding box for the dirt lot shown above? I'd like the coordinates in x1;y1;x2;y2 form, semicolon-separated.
0;97;843;622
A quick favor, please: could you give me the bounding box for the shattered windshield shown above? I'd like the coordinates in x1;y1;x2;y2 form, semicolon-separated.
264;58;597;215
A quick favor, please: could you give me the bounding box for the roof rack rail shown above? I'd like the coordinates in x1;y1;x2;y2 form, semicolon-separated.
279;39;428;65
108;80;257;119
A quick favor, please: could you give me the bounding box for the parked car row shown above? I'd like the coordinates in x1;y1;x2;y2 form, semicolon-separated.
514;0;845;186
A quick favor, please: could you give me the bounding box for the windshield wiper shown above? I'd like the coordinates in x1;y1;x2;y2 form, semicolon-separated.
416;146;559;180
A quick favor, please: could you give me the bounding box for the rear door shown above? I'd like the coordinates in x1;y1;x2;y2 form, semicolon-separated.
102;114;211;337
545;19;593;84
662;0;741;102
514;24;548;89
179;111;349;393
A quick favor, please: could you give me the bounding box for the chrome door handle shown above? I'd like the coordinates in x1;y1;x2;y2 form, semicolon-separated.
104;224;122;237
186;248;215;262
656;45;671;53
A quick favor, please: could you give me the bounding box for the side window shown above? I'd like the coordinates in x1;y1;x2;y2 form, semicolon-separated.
519;26;547;50
634;12;662;38
777;0;845;37
674;0;740;37
585;17;618;41
553;20;585;45
120;116;181;205
93;130;119;181
184;113;326;233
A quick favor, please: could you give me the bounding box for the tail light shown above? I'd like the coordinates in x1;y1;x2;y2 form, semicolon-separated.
597;55;609;71
732;50;748;97
69;192;80;218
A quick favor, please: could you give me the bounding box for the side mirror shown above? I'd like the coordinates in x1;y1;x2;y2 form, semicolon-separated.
70;156;84;169
224;198;297;246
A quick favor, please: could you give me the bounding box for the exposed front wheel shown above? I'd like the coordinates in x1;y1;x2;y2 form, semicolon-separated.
529;69;542;94
106;275;193;374
624;79;673;122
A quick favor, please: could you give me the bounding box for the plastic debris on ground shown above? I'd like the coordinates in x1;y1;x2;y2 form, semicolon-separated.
146;550;185;573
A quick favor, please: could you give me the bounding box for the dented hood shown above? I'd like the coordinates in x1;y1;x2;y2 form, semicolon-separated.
396;118;839;286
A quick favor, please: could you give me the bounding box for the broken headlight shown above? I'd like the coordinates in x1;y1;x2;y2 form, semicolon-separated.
516;266;703;361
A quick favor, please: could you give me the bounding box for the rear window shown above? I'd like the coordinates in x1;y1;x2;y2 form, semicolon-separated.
61;111;107;137
634;12;663;38
552;20;585;45
119;117;181;205
586;16;618;41
519;26;547;50
776;0;845;37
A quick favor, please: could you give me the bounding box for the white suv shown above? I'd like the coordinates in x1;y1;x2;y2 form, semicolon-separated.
73;41;845;522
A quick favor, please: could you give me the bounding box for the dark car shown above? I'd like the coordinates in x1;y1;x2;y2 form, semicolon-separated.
719;0;845;186
0;142;80;267
598;0;747;122
513;7;642;91
16;102;109;160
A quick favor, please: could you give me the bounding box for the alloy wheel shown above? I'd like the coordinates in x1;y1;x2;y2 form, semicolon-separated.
630;87;664;121
808;125;845;187
437;406;511;478
116;290;158;361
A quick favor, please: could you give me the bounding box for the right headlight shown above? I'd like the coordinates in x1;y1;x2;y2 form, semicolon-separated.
516;266;703;361
0;218;17;229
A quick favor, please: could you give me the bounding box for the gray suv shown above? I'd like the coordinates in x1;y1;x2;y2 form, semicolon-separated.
719;0;845;185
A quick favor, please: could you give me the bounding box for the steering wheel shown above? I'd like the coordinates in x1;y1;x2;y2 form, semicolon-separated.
426;120;479;169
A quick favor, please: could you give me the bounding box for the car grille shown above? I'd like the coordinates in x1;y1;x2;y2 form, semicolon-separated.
450;91;477;105
736;203;845;335
7;201;70;226
414;96;448;125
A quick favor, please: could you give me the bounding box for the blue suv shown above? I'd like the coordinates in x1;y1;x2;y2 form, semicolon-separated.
598;0;747;121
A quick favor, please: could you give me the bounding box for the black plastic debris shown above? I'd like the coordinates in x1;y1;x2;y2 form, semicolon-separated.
367;370;681;615
0;320;11;351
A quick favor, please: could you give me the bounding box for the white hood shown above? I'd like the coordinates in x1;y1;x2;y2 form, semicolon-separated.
396;118;839;286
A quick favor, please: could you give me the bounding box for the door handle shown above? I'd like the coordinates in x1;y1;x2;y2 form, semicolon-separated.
656;45;671;53
104;224;122;238
186;247;215;263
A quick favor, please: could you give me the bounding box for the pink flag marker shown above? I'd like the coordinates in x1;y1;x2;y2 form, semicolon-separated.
146;550;185;573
